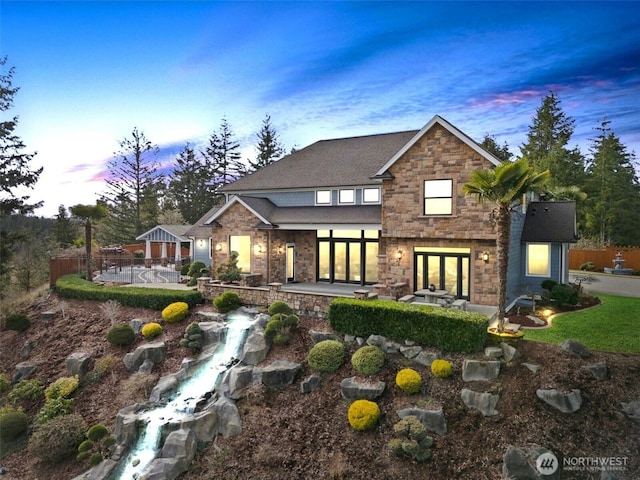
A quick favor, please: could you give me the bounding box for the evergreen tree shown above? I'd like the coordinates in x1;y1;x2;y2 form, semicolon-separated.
520;92;585;188
247;114;285;172
0;57;43;298
168;143;216;224
203;117;245;196
53;205;78;248
583;119;640;247
99;128;163;244
480;134;513;162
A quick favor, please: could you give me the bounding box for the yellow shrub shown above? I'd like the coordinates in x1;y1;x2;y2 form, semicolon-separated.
347;399;380;431
141;322;163;339
45;376;80;401
161;302;189;323
395;368;422;394
430;359;453;378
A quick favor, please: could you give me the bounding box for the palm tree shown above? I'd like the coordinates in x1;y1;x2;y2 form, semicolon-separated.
70;204;107;282
463;159;549;332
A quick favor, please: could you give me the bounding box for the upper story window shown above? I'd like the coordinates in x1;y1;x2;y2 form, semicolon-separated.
363;187;380;204
316;190;331;205
424;179;453;215
339;189;355;204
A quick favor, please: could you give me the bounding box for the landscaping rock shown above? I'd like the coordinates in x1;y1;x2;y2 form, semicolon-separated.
309;330;341;344
129;319;144;334
400;345;422;359
259;360;301;389
241;327;269;365
70;459;118;480
500;342;521;362
536;388;582;413
199;322;227;346
397;407;447;435
462;359;501;382
484;346;502;359
582;361;609;381
193;311;226;323
502;445;561;480
123;342;166;373
413;350;439;367
157;428;197;474
523;363;541;374
40;311;55;323
621;398;640;422
560;339;591;358
138;358;155;374
20;341;35;358
12;361;37;383
228;365;254;399
300;375;321;394
139;457;183;480
461;388;499;416
340;376;386;401
66;352;92;378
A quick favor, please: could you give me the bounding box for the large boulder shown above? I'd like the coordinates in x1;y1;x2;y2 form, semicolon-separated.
462;359;501;382
157;428;197;472
560;339;591;358
138;458;184;480
502;445;561;480
461;388;499;416
582;361;609;381
198;322;227;346
536;389;582;413
397;407;447;435
123;342;166;373
259;361;301;389
227;365;254;399
241;327;270;365
12;361;37;383
340;376;386;401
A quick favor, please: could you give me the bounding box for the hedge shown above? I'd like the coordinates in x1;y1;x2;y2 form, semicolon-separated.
327;298;488;353
55;275;202;310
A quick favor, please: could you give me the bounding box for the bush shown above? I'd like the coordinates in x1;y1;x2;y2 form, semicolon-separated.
579;261;595;271
37;396;73;424
430;359;453;378
45;376;79;401
179;322;204;351
213;291;241;313
107;323;136;346
77;423;115;466
267;301;293;315
389;415;433;462
351;346;385;375
85;354;119;384
308;339;345;372
0;406;29;442
87;423;109;442
9;378;44;404
180;262;191;276
396;368;422;394
215;251;242;283
550;283;579;306
187;261;207;278
0;372;9;393
541;279;558;291
347;399;380;431
264;313;299;346
28;414;87;464
4;313;31;332
162;301;189;323
141;322;163;339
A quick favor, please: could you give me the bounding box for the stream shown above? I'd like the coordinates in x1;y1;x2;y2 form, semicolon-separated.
108;311;256;480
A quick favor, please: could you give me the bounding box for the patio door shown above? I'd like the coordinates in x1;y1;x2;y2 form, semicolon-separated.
286;244;295;282
414;250;470;299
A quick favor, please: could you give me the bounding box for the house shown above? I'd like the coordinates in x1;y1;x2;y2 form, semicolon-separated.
193;115;576;308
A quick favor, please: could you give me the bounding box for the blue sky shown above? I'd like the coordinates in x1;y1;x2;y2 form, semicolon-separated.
2;1;639;217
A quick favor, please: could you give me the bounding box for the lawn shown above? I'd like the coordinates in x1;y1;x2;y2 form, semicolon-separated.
524;294;640;354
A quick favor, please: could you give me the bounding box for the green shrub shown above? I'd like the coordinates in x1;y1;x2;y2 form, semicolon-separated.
264;313;298;346
162;301;189;323
430;359;453;378
579;261;595;271
550;283;579;306
85;354;119;384
4;313;31;332
45;376;79;401
89;452;104;465
396;368;422;394
180;262;191;276
107;323;136;346
308;340;345;372
347;399;380;431
9;378;44;404
187;261;207;278
78;423;115;466
28;414;87;464
141;322;163;339
37;396;73;424
78;439;94;452
267;301;293;315
179;322;204;351
0;372;10;393
215;251;242;283
0;406;29;442
389;415;433;462
351;345;385;375
87;423;109;442
213;291;241;313
328;298;488;353
541;279;558;291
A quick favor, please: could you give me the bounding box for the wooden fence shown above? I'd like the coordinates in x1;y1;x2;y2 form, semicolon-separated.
569;246;640;272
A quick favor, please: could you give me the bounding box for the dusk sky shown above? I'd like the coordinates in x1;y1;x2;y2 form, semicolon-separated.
2;1;639;218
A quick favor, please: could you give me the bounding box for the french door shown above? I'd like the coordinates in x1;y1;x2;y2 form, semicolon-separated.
414;251;470;299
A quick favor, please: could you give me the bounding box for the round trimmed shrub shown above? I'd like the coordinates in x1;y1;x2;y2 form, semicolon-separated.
4;313;31;332
541;279;558;291
162;301;189;322
351;345;385;375
267;301;293;315
87;423;109;442
141;322;163;339
550;283;579;306
430;359;453;378
396;368;422;394
89;452;104;465
78;439;94;453
213;292;241;313
347;399;380;431
187;261;207;277
308;339;345;372
0;406;29;442
107;323;136;346
28;413;87;464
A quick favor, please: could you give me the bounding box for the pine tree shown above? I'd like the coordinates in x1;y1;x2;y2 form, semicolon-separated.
583;119;640;247
0;57;43;298
480;134;512;162
247;114;285;172
520;92;585;188
203;118;245;196
53;205;78;248
99;128;163;244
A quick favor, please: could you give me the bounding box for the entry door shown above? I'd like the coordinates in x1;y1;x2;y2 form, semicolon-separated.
286;244;295;282
414;253;470;299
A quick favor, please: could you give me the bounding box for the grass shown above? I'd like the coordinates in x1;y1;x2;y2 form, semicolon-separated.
524;294;640;353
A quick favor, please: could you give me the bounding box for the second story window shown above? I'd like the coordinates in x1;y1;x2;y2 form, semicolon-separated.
363;187;380;204
424;179;453;215
316;190;331;205
339;189;355;204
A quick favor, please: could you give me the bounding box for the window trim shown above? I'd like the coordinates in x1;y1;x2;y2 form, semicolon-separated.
315;190;332;205
423;179;453;216
526;242;551;277
338;189;355;205
362;187;381;204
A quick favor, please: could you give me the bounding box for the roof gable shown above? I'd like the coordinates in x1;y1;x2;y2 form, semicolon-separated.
373;115;502;177
521;201;579;243
204;196;275;226
136;225;191;242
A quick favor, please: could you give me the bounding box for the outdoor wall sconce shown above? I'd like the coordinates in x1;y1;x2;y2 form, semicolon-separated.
215;243;223;251
482;251;490;263
197;239;206;248
278;245;284;255
395;250;403;264
254;244;263;254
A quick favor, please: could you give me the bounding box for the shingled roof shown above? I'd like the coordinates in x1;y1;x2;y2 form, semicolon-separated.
221;130;419;192
521;201;579;243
